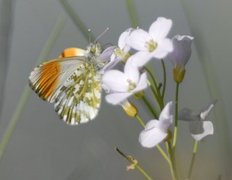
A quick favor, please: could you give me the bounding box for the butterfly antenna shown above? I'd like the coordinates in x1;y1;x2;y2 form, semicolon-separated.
88;28;92;43
94;27;110;43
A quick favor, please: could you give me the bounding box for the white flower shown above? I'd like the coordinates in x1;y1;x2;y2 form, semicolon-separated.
102;57;148;105
111;28;134;62
179;101;216;141
167;35;194;67
139;102;173;148
126;17;173;67
100;46;117;73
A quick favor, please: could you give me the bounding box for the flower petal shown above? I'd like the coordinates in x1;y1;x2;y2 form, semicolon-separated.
132;72;148;92
118;28;133;50
100;46;116;61
101;54;121;74
152;38;173;59
139;120;168;148
102;70;128;92
159;101;173;122
105;92;131;105
127;29;151;51
149;17;172;40
129;52;153;67
167;35;194;66
191;121;214;141
124;58;140;83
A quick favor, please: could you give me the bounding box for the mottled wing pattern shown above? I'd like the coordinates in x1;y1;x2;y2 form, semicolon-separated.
54;63;102;125
29;57;86;103
29;47;102;125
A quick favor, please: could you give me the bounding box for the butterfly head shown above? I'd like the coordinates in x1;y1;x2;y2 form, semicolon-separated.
86;43;102;58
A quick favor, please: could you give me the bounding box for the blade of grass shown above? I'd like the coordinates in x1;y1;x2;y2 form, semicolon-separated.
0;15;66;161
58;0;94;41
125;0;139;27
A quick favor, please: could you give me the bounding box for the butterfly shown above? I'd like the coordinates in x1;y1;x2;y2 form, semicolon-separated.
29;43;113;125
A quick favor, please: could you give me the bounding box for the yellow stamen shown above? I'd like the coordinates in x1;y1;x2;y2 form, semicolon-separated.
146;39;158;52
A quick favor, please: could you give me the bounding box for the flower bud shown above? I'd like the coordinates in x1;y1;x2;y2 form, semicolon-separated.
173;66;186;83
122;101;138;117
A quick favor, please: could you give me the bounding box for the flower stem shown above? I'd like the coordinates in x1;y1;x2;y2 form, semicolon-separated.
186;141;199;179
0;16;65;161
145;67;164;109
135;115;170;167
161;59;166;99
116;147;153;180
172;82;180;149
135;114;145;128
142;96;158;119
167;141;179;180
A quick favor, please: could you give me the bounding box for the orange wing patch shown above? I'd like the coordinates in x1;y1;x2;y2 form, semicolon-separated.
38;61;61;100
60;47;85;58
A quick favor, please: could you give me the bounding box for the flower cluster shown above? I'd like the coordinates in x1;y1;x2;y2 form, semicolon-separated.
100;17;216;179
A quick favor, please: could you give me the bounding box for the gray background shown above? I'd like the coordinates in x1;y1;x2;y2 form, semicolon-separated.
0;0;232;179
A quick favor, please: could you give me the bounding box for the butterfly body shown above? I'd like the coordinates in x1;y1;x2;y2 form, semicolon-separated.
29;43;105;125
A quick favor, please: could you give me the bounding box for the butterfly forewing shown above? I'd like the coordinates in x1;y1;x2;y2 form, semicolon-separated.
29;56;102;125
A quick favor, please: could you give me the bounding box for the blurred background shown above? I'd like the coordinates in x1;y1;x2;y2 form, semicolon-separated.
0;0;231;179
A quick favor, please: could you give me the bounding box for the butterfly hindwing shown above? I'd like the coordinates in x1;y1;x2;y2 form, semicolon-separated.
54;63;102;125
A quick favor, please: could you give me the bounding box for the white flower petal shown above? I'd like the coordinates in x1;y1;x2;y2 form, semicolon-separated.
118;28;133;50
159;101;173;122
129;52;153;67
151;38;173;59
149;17;172;40
124;58;140;83
167;35;193;66
127;29;151;51
132;72;148;92
100;46;116;61
101;55;121;74
144;120;158;130
105;92;131;105
191;121;214;141
102;70;128;92
139;124;168;148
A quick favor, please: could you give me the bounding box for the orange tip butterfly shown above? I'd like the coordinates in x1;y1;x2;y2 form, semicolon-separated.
29;43;112;125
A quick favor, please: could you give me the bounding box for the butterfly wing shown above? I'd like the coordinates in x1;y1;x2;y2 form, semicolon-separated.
54;63;102;125
29;54;102;125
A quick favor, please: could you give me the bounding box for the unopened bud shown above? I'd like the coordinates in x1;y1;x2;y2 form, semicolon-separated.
122;101;138;117
173;66;186;83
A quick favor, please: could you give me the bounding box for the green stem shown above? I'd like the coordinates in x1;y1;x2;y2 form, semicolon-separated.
142;96;158;119
125;0;139;27
0;16;65;161
186;141;199;179
145;67;159;93
135;114;145;128
167;141;178;180
161;60;166;99
116;147;153;180
172;83;180;149
135;115;170;166
145;67;163;109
